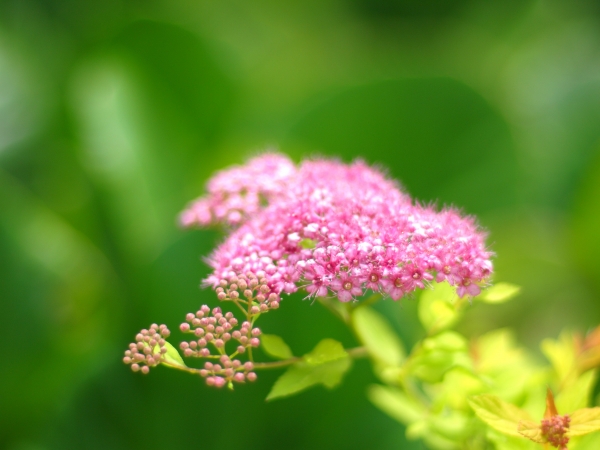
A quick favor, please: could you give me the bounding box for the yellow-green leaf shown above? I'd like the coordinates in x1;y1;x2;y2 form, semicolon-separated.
569;407;600;436
556;369;597;413
541;331;577;385
266;339;351;401
517;420;545;443
352;306;405;366
478;283;521;303
367;384;425;425
469;394;533;437
304;338;347;365
418;282;460;334
261;334;293;360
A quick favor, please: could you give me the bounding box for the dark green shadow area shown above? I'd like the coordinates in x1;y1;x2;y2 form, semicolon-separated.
284;78;519;215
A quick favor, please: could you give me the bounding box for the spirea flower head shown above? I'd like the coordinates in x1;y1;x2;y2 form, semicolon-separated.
180;152;493;303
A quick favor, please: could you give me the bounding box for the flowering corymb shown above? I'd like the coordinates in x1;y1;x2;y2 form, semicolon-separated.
124;152;494;389
180;152;493;304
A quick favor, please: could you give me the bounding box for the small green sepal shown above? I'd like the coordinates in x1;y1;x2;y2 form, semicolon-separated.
156;341;187;369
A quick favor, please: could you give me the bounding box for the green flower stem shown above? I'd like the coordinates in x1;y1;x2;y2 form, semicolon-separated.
232;299;248;316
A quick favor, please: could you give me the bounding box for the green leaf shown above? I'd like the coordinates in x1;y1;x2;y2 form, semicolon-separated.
261;334;293;360
352;306;405;366
569;407;600;436
157;341;187;369
478;283;521;303
304;338;347;365
266;339;351;401
418;282;460;334
469;394;533;437
367;384;425;425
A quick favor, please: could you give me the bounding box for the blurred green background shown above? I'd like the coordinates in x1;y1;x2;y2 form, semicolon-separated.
2;0;600;449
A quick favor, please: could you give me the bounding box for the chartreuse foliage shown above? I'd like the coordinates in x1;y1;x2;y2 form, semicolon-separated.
360;282;600;449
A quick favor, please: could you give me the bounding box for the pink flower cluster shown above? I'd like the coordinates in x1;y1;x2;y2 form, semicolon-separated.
181;153;493;302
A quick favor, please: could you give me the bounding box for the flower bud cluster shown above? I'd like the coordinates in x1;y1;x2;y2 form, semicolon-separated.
541;414;570;449
214;271;281;312
179;305;261;387
123;324;171;374
200;356;257;388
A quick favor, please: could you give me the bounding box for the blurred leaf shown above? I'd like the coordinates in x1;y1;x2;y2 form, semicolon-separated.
352;306;405;366
367;384;425;425
569;408;600;437
70;56;168;261
410;331;471;383
405;421;458;450
469;394;533;437
575;326;600;373
423;331;467;352
556;369;596;414
418;282;460;334
157;341;187;369
428;411;472;441
261;334;294;360
433;367;485;410
472;329;540;402
477;283;521;304
285;78;518;214
487;429;538;450
541;331;577;386
473;329;524;373
266;339;351;401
